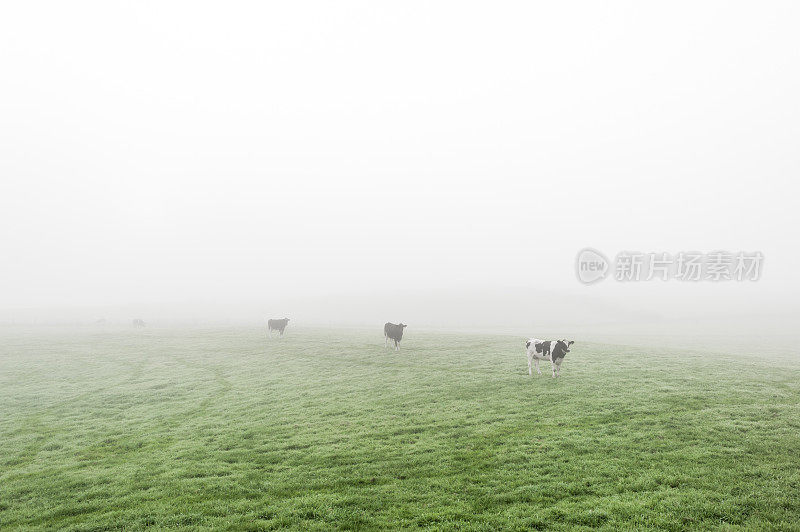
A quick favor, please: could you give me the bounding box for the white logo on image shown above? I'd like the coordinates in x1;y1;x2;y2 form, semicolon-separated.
576;248;610;284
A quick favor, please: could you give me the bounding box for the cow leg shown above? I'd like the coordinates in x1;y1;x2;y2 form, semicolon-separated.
385;335;388;348
395;340;399;351
527;352;532;376
551;359;556;378
268;328;272;338
535;358;541;375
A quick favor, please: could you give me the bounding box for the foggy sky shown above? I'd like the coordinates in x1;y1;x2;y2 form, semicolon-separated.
2;2;799;329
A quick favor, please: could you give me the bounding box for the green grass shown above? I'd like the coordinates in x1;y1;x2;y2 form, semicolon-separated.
1;326;799;530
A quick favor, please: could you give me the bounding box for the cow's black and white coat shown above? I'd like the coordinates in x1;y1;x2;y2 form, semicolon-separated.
384;322;407;351
267;318;290;337
526;338;574;377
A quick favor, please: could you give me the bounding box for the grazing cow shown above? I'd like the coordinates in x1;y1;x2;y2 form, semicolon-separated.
526;338;574;377
132;319;146;328
268;318;290;337
384;322;407;351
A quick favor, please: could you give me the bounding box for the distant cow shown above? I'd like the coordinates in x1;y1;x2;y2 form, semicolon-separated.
268;318;290;337
132;319;146;328
526;338;574;377
384;322;407;351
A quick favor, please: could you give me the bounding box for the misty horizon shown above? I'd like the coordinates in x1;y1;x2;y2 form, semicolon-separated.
2;1;799;338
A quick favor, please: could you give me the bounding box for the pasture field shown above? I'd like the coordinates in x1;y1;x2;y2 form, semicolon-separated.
1;326;799;530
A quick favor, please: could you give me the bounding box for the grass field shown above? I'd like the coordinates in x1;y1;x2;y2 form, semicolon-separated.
1;326;799;530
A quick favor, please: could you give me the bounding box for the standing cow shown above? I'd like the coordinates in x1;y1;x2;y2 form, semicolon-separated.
526;338;574;377
132;319;146;328
268;318;290;337
384;322;407;351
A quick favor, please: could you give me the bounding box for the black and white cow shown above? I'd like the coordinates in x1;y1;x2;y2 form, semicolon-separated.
526;338;574;377
384;322;407;351
132;318;146;328
268;318;290;337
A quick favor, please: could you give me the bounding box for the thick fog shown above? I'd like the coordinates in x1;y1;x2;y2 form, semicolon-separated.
2;2;799;337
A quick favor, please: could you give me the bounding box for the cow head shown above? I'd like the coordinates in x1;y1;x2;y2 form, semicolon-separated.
557;339;574;353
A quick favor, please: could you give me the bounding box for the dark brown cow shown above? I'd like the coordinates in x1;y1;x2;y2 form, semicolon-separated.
384;322;407;351
268;318;290;337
